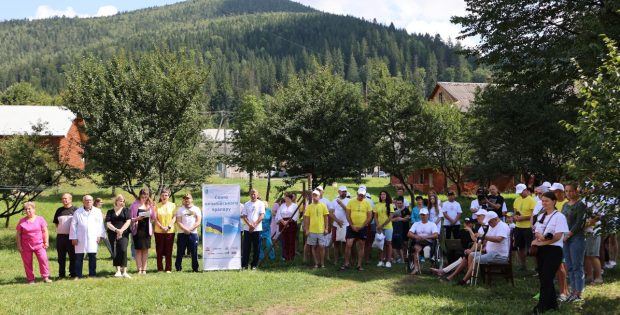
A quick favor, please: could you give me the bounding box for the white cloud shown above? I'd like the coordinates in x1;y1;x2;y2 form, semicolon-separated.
293;0;477;46
95;5;119;17
31;5;118;20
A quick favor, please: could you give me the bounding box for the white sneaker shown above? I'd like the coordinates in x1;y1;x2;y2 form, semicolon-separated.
122;273;131;278
377;261;385;267
610;261;617;268
114;271;122;277
604;262;612;269
385;261;392;268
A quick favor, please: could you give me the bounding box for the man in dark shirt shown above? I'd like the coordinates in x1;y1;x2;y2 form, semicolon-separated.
487;185;505;219
53;193;77;278
391;197;411;263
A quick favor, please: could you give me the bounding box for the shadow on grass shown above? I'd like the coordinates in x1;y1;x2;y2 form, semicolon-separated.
0;269;123;286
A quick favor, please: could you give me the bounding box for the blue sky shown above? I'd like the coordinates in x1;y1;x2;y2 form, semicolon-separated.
0;0;472;45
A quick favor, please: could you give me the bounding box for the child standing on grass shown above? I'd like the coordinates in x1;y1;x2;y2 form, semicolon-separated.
16;201;52;284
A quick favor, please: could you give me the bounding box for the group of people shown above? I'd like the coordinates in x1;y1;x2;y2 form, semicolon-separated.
14;181;619;314
16;189;202;283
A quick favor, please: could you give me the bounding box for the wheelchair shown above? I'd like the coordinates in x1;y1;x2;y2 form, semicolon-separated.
405;227;444;274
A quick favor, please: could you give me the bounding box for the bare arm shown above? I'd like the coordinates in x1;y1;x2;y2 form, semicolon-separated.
16;229;22;252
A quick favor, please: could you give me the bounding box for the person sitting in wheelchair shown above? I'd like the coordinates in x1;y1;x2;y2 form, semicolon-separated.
406;208;439;274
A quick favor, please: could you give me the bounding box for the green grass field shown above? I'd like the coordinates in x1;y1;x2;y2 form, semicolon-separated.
0;177;618;314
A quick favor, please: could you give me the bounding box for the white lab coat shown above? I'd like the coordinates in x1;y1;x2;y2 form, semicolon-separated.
69;207;105;254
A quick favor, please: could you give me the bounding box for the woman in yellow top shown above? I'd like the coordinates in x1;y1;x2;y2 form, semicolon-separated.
154;189;176;273
375;191;393;268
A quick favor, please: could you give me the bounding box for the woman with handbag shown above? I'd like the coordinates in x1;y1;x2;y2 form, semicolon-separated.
531;191;569;314
374;191;393;268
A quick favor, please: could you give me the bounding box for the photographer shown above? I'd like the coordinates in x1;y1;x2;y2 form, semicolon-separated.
531;192;569;314
487;185;505;219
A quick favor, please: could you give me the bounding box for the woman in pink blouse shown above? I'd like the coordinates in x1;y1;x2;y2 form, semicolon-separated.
16;201;52;284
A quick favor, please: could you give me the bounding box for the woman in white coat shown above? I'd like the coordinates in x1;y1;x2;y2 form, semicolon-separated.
69;195;105;279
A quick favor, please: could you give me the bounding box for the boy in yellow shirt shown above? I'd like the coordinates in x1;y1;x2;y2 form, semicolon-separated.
304;190;329;268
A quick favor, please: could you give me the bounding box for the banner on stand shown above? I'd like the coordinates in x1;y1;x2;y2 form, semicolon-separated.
202;184;241;271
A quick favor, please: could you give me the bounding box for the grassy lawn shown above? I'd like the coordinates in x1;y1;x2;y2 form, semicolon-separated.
0;177;618;314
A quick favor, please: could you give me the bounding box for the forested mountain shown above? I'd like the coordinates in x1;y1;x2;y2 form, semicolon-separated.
0;0;489;110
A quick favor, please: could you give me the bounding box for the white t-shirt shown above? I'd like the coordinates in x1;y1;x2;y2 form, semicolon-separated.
428;206;443;225
176;205;201;234
320;197;333;211
583;198;601;234
242;200;266;232
470;199;480;212
442;201;462;226
331;197;349;228
409;221;439;238
478;221;510;257
534;211;569;248
275;203;298;222
533;200;544;217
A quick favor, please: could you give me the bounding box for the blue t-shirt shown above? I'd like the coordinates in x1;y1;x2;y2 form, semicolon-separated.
261;208;272;233
410;206;421;224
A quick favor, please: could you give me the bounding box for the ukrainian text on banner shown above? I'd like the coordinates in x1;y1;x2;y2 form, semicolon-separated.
202;184;241;270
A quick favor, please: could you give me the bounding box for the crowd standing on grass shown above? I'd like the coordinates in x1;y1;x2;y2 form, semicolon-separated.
13;182;619;312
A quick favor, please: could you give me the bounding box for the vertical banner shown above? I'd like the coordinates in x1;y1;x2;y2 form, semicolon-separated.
202;184;241;270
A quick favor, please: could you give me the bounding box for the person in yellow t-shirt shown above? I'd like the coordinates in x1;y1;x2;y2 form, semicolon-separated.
304;190;329;268
341;187;372;271
154;189;176;273
551;183;567;212
374;191;394;268
513;183;536;271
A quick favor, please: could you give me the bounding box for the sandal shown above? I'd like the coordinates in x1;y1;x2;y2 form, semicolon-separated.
357;266;364;271
340;265;350;270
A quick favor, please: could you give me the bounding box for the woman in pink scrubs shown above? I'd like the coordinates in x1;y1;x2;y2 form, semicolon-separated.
16;201;52;283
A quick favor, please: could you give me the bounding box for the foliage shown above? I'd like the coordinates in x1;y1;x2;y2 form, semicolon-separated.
422;103;474;196
229;95;273;190
267;67;372;188
366;61;425;198
467;84;574;183
63;50;216;198
0;129;76;227
568;36;620;232
0;0;486;113
0;82;55;105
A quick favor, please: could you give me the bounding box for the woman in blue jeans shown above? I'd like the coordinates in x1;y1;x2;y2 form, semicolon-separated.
562;183;587;302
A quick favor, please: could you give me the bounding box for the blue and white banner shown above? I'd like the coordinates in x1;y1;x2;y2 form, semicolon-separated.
202;184;241;271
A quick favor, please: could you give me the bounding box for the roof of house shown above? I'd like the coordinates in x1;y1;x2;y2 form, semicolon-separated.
430;82;489;110
0;105;77;136
202;129;234;142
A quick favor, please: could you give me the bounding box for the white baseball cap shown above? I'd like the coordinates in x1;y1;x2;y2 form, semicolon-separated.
311;190;320;196
475;209;488;216
338;186;347;192
316;186;324;191
550;183;564;191
542;182;552;188
419;208;429;215
357;187;367;195
484;211;498;224
515;183;527;194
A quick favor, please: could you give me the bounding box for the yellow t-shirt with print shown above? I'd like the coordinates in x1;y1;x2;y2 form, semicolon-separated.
347;198;372;227
155;201;176;233
514;195;536;228
556;200;567;212
304;202;329;234
374;203;393;230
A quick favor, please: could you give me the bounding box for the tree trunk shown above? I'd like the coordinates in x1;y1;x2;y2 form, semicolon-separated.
266;170;272;202
249;172;254;193
4;216;9;228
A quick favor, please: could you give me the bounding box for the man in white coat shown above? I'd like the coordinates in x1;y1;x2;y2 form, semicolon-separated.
70;195;105;278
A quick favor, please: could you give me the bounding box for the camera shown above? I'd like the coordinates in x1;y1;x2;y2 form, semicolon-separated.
544;233;553;240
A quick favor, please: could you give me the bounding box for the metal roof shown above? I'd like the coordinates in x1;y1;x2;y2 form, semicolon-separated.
0;105;76;137
202;129;234;142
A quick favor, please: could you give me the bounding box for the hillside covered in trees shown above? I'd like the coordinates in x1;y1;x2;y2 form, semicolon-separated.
0;0;489;110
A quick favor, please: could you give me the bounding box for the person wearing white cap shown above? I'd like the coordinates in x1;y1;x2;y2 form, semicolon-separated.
550;183;567;211
331;186;350;265
549;183;570;300
474;209;487;228
341;187;373;271
303;190;330;268
457;211;510;285
406;208;438;274
513;183;536;271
